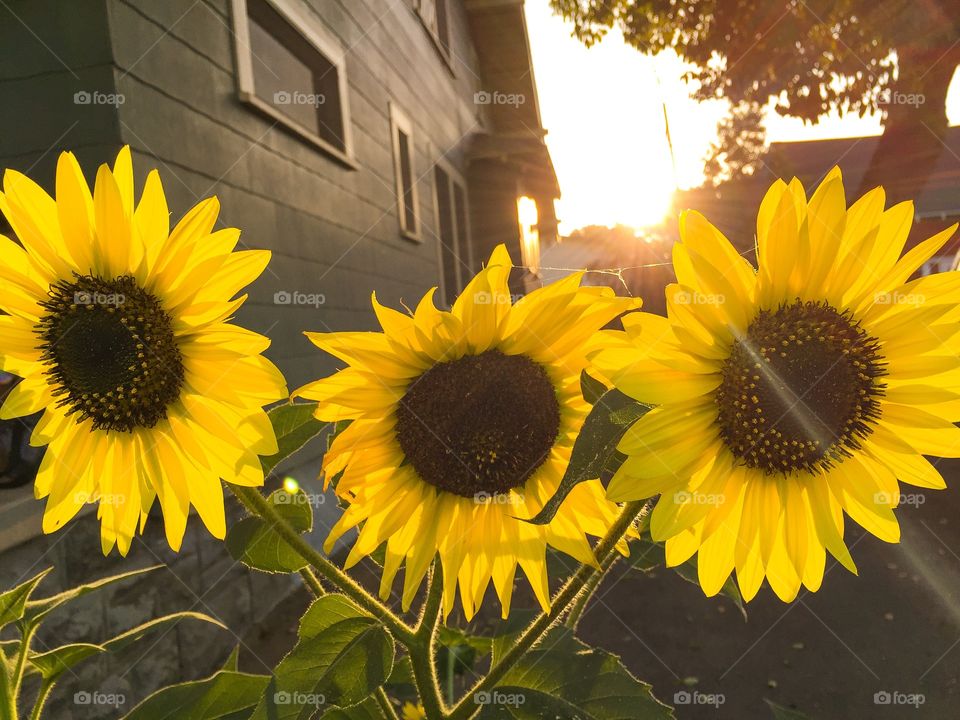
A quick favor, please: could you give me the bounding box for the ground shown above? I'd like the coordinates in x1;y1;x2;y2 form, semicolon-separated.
244;460;960;720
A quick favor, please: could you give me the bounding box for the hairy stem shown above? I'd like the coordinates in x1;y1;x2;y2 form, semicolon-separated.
298;568;325;597
26;680;53;720
564;550;621;631
446;500;650;720
10;625;35;704
231;486;417;646
408;564;446;720
373;688;401;720
0;655;16;720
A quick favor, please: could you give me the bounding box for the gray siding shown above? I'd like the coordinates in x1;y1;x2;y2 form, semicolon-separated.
107;0;486;391
0;0;118;186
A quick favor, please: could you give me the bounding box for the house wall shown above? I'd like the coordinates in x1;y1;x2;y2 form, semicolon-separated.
106;0;486;391
0;1;490;715
0;1;119;186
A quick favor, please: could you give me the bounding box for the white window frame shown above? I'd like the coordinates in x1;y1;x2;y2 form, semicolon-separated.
410;0;454;71
431;156;473;302
390;102;421;241
231;0;357;168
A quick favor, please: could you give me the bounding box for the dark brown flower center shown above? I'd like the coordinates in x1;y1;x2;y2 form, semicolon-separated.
37;274;184;432
715;300;885;475
395;350;561;498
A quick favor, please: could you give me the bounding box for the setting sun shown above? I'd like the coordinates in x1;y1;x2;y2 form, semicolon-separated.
524;0;960;234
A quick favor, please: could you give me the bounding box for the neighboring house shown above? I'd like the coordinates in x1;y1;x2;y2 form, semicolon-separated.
675;128;960;274
540;224;672;316
0;0;558;714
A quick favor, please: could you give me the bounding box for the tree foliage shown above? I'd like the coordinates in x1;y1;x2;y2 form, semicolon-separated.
550;0;960;186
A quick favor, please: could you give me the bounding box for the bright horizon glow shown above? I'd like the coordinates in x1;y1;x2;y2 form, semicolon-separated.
525;0;960;233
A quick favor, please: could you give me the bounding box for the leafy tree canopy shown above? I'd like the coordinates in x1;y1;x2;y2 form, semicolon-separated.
550;0;960;187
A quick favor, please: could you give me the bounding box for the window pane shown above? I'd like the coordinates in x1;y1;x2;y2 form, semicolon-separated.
436;0;450;53
247;0;346;151
398;130;417;232
435;168;458;305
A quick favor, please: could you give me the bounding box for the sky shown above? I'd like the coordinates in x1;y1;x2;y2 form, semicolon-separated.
524;0;960;232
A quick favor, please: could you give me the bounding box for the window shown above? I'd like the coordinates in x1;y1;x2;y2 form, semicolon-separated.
435;0;450;54
390;103;420;240
433;162;471;305
232;0;355;166
413;0;451;60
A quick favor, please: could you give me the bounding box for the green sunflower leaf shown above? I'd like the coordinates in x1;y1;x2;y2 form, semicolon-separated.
260;401;328;476
122;670;270;720
249;595;395;718
101;611;226;654
29;611;225;682
22;565;159;629
476;627;674;719
0;567;52;631
221;645;241;672
525;388;649;526
580;369;608;405
28;643;104;681
320;697;388;719
226;488;314;573
385;655;414;690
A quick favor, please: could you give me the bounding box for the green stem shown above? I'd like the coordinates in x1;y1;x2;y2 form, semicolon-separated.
564;550;621;631
373;688;401;720
445;646;455;706
446;500;650;720
408;564;446;720
0;655;16;720
298;568;325;597
415;561;444;638
231;486;417;646
10;625;34;706
26;680;52;720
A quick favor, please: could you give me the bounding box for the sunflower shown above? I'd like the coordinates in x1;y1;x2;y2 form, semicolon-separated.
0;147;286;554
294;246;638;620
593;168;960;602
401;702;425;720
